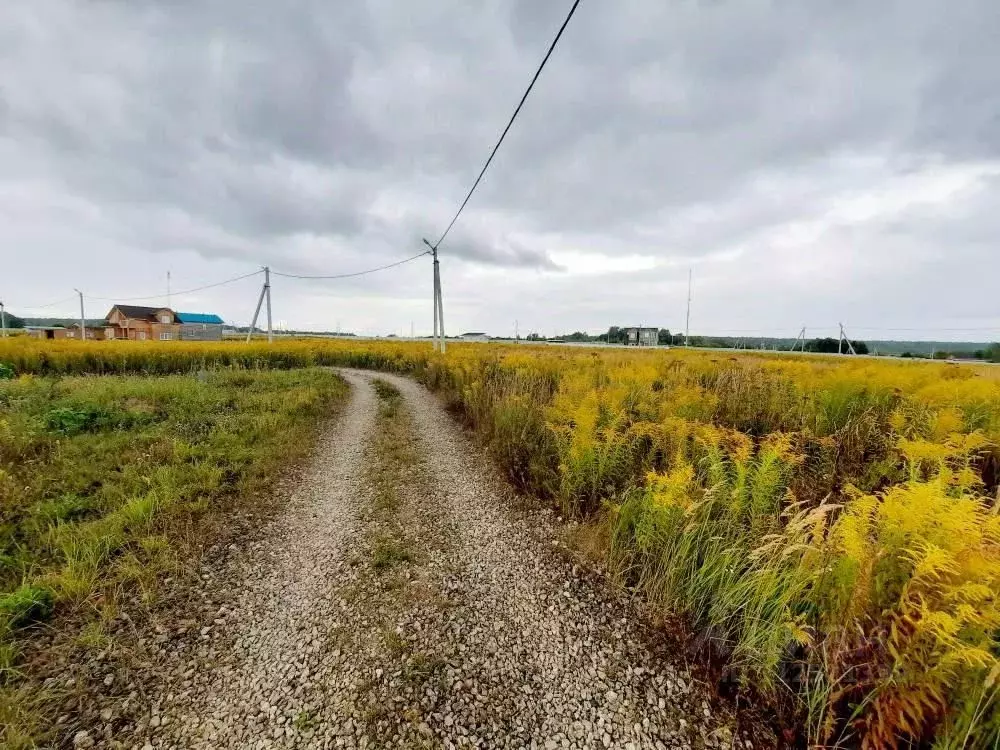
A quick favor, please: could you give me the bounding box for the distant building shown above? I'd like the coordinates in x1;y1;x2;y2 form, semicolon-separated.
26;325;109;340
104;305;224;341
460;332;490;342
175;312;225;341
623;327;658;346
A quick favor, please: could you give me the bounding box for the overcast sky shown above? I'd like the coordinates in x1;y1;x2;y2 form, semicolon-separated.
2;1;998;340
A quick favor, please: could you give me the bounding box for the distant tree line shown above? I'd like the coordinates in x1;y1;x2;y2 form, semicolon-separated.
0;311;25;329
976;344;1000;362
491;326;998;362
544;329;880;353
803;337;870;355
901;343;1000;362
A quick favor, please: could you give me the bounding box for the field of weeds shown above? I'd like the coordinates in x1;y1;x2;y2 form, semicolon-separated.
0;364;347;746
1;337;998;747
442;346;1000;748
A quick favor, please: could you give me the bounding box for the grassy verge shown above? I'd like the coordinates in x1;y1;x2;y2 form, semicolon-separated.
0;367;348;747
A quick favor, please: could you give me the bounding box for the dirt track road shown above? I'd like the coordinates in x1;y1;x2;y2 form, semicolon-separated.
78;370;759;750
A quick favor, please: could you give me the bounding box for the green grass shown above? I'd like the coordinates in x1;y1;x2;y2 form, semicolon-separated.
0;367;348;747
371;537;415;572
367;380;419;576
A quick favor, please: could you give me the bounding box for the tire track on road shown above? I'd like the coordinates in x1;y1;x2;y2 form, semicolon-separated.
357;371;756;750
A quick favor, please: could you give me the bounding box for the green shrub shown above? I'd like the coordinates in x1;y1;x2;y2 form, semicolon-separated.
44;406;110;435
0;585;55;631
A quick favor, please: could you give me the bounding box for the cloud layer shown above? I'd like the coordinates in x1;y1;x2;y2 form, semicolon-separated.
2;0;998;339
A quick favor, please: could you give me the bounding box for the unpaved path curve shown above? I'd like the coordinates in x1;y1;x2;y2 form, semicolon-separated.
98;370;759;750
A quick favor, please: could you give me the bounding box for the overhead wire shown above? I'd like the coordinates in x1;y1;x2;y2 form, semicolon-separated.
84;269;264;302
848;325;1000;333
271;251;431;280
430;0;583;249
9;250;433;312
9;294;79;310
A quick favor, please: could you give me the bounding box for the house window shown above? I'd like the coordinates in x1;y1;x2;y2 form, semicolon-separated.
160;314;172;324
160;332;172;341
105;328;115;340
66;331;75;338
137;331;147;340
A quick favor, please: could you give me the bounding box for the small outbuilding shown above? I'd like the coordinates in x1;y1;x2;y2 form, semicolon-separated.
175;312;225;341
460;332;490;342
623;327;658;347
26;325;109;340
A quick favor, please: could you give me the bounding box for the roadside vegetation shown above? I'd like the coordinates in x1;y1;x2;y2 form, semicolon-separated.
2;337;998;747
441;347;1000;748
0;365;347;747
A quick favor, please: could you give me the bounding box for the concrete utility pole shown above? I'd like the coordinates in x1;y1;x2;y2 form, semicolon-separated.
75;289;85;341
685;268;692;346
264;266;273;344
432;251;439;350
436;251;445;353
167;270;171;309
794;326;806;352
0;300;6;338
422;239;446;353
838;322;857;355
247;267;270;343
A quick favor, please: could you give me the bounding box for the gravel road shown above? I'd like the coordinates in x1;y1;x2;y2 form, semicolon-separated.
83;370;761;750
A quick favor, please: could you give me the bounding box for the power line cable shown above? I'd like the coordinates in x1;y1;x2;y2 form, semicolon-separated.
430;0;583;249
849;325;1000;333
271;251;430;280
85;269;263;302
8;294;79;310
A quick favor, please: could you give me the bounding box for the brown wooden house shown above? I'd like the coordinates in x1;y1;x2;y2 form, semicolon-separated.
104;305;181;341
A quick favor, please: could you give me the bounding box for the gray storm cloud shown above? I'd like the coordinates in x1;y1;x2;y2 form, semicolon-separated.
1;0;998;336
